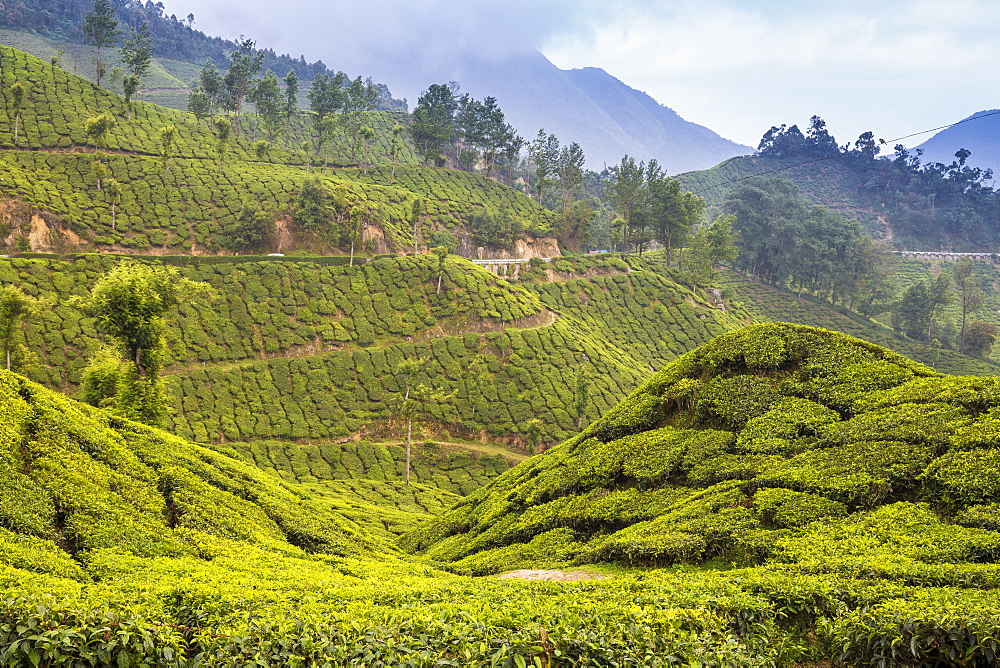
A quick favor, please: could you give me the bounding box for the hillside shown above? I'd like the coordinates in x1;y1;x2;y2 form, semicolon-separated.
678;125;1000;251
4;253;745;448
0;5;406;110
0;45;560;256
5;327;1000;665
405;322;1000;581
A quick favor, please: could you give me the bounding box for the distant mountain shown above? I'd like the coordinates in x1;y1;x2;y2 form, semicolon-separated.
915;110;1000;176
378;50;752;173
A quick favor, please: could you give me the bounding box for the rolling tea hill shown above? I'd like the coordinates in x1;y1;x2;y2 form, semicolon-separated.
718;267;1000;375
4;326;1000;665
404;323;1000;573
0;45;556;257
4;253;745;448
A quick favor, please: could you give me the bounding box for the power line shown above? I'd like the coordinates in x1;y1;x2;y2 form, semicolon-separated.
686;110;1000;196
881;110;1000;145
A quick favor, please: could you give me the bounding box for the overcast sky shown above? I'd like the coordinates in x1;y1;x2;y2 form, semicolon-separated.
163;0;1000;149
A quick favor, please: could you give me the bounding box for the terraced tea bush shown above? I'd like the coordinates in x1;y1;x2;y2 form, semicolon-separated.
406;323;1000;577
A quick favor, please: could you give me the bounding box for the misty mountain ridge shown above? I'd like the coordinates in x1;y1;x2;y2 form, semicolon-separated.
378;49;752;172
915;109;1000;177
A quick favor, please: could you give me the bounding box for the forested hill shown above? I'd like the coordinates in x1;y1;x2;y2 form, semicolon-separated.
678;117;1000;252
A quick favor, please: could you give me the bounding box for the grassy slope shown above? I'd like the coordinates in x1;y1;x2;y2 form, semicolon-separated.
5;253;745;448
3;329;999;665
676;154;883;234
0;45;553;255
0;28;191;106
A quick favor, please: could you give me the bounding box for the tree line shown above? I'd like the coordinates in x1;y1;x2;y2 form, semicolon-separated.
723;175;998;358
757;115;1000;250
3;0;405;109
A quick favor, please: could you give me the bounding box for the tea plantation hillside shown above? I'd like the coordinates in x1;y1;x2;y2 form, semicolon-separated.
3;253;745;447
0;369;389;560
678;154;873;227
0;45;555;255
891;257;1000;349
718;268;1000;375
404;323;1000;578
7;328;1000;665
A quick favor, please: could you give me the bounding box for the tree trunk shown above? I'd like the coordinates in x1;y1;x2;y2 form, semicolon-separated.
350;241;355;267
6;348;10;371
13;115;20;144
437;271;443;295
405;418;412;485
961;298;968;353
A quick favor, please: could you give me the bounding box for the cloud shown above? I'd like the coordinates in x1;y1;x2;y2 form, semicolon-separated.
162;0;1000;148
166;0;591;75
543;0;1000;145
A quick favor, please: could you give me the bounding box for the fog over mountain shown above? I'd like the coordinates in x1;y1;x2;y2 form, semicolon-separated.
166;0;750;170
378;48;751;172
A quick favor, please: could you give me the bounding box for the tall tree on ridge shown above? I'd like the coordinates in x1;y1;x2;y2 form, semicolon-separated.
253;71;284;143
119;22;153;117
82;0;122;88
410;83;458;165
283;70;299;150
224;38;264;136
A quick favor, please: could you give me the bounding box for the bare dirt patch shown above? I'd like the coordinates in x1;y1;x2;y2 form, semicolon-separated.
497;570;609;582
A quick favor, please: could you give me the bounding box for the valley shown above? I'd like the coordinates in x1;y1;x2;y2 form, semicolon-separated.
1;7;1000;664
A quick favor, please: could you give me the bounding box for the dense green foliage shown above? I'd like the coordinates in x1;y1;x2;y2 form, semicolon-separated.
0;45;565;256
8;339;1000;665
717;268;1000;375
406;323;1000;573
680;116;1000;251
1;253;742;446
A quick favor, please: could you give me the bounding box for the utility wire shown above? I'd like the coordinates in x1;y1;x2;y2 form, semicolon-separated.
687;110;1000;195
881;110;1000;145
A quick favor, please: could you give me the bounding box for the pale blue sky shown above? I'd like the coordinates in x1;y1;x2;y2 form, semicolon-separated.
165;0;1000;149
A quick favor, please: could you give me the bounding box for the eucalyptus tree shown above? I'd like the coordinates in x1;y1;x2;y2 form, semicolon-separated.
529;130;560;206
9;81;25;144
0;285;38;371
159;124;178;177
82;0;121;87
342;77;378;161
283;70;299;149
410;83;458;164
253;71;285;142
119;22;153;116
224;38;264;135
390;124;405;183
